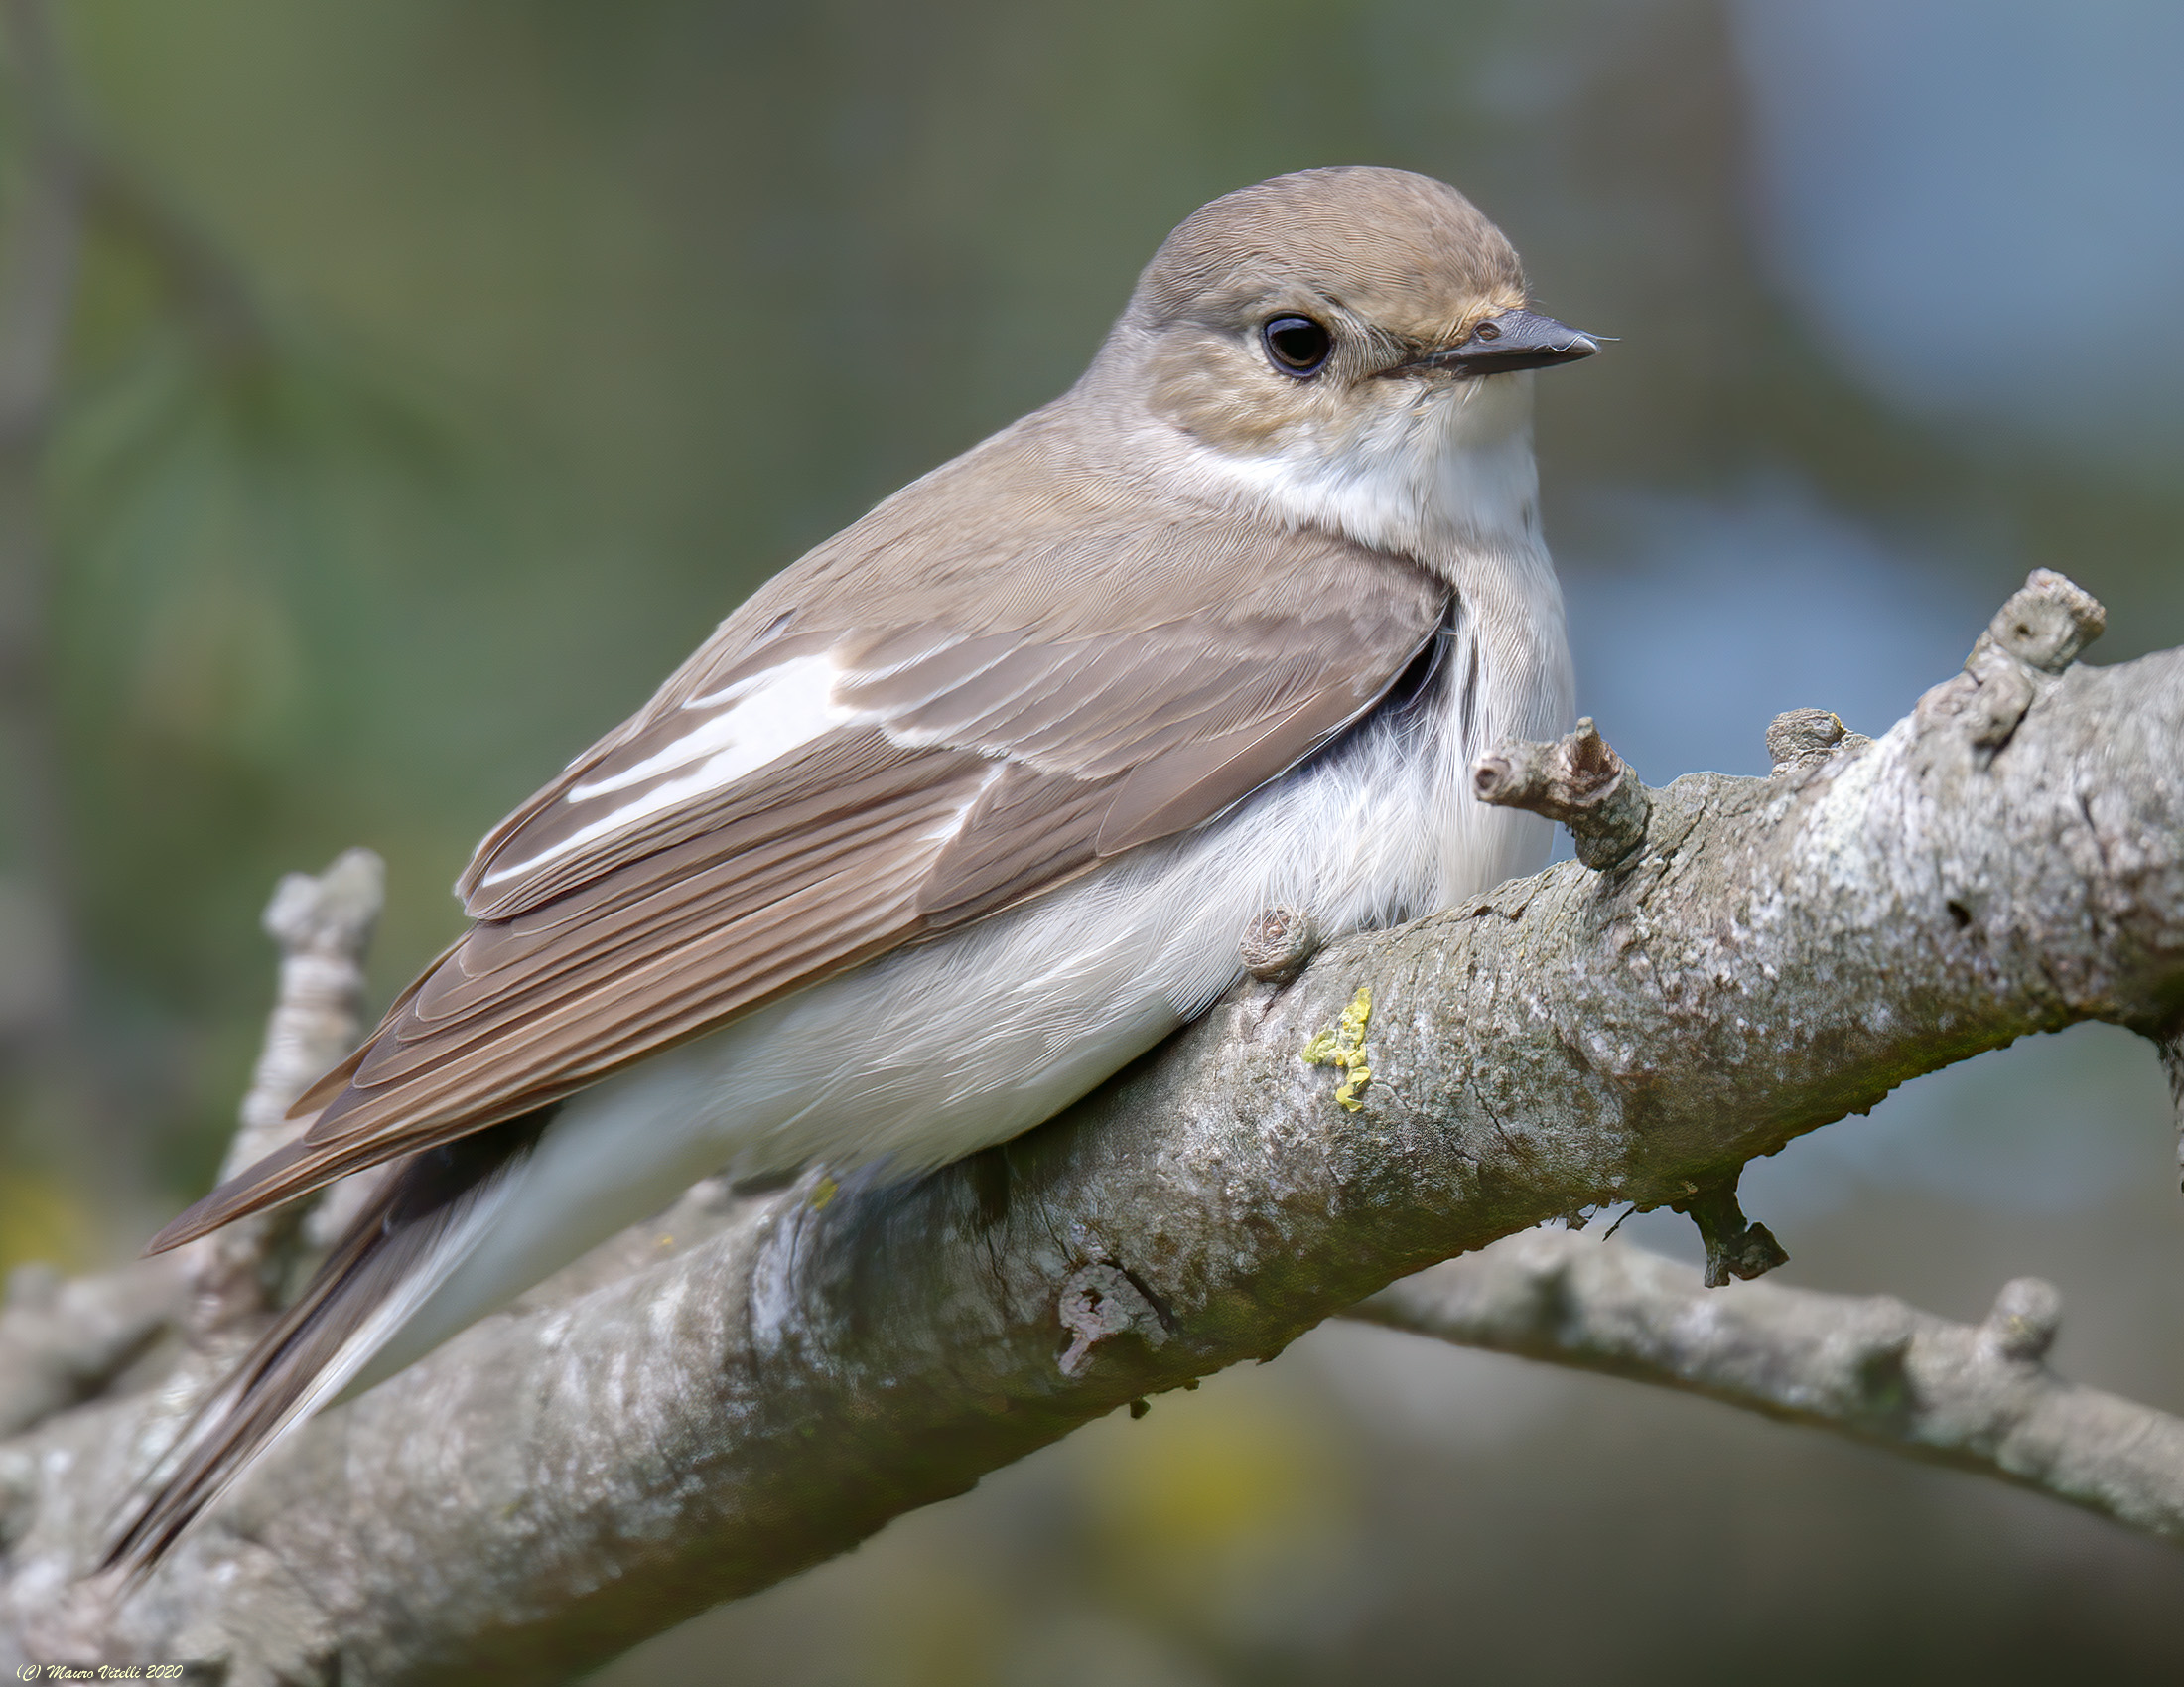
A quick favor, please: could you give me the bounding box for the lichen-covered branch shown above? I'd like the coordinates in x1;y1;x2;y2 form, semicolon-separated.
1345;1230;2184;1541
3;572;2182;1680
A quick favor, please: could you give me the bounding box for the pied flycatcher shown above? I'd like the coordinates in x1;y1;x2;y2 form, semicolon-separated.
110;165;1597;1569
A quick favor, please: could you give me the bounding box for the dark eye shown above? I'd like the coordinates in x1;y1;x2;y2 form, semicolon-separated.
1262;315;1333;375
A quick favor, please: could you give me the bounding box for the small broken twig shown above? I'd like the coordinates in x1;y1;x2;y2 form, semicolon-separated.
0;850;382;1460
1669;1174;1790;1287
1472;716;1651;870
1979;567;2108;674
1917;568;2109;761
0;853;381;1455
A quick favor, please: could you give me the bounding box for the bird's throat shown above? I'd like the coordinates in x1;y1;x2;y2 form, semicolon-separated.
1165;372;1545;571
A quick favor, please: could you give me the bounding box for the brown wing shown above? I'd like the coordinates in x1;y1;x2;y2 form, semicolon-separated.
150;472;1446;1252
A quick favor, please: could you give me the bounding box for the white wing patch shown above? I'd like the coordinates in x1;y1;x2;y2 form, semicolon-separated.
582;653;852;797
479;650;856;889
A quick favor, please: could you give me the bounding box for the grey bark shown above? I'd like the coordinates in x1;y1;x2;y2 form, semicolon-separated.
2;569;2181;1680
0;849;381;1465
1347;1230;2184;1542
188;850;385;1340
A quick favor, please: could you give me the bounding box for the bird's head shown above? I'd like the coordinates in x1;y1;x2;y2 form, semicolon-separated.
1092;167;1599;554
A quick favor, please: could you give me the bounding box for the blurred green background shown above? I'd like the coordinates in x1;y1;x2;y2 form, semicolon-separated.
4;0;2183;1680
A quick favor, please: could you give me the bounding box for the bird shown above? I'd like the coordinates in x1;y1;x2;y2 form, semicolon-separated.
105;165;1595;1572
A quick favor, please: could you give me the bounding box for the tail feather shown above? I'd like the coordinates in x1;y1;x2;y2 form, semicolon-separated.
103;1112;551;1577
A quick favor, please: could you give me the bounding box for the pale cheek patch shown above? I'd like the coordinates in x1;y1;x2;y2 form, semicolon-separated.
482;652;856;887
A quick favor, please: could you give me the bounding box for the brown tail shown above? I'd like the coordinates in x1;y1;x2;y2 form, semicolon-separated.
102;1111;551;1577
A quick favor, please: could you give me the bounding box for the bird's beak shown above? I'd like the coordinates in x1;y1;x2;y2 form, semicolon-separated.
1389;309;1601;378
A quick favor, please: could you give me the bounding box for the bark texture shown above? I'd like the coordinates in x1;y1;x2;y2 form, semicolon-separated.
2;572;2181;1680
1348;1230;2184;1541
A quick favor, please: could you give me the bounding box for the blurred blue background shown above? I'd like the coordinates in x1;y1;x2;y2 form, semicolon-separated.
2;1;2180;1680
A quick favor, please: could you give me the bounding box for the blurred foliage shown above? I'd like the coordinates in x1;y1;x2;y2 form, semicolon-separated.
0;1163;80;1270
1078;1386;1357;1651
0;0;2181;1677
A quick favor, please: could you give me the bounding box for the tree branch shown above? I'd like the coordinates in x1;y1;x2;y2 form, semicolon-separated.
186;848;384;1338
1344;1230;2184;1542
0;851;380;1563
3;571;2182;1679
0;1264;179;1445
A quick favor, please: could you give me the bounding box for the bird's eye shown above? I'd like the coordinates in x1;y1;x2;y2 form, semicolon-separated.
1262;315;1333;375
1470;319;1502;342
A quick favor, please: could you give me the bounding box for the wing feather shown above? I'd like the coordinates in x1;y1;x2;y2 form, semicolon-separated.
151;482;1449;1255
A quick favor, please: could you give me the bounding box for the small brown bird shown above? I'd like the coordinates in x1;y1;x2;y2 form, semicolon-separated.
109;165;1595;1571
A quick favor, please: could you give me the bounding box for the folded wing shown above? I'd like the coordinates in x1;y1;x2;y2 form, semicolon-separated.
150;517;1446;1251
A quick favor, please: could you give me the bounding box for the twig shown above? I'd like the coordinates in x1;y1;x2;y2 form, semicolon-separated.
187;850;384;1335
1472;715;1650;869
1345;1231;2184;1542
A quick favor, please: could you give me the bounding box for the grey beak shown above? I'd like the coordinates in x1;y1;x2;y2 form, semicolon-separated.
1392;309;1601;378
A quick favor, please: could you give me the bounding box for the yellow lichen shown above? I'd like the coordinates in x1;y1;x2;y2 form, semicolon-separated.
1300;985;1373;1111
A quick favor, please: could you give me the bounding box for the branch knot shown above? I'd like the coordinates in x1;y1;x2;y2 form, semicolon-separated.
1056;1263;1169;1378
1240;905;1319;982
1979;1276;2063;1365
1766;708;1871;776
